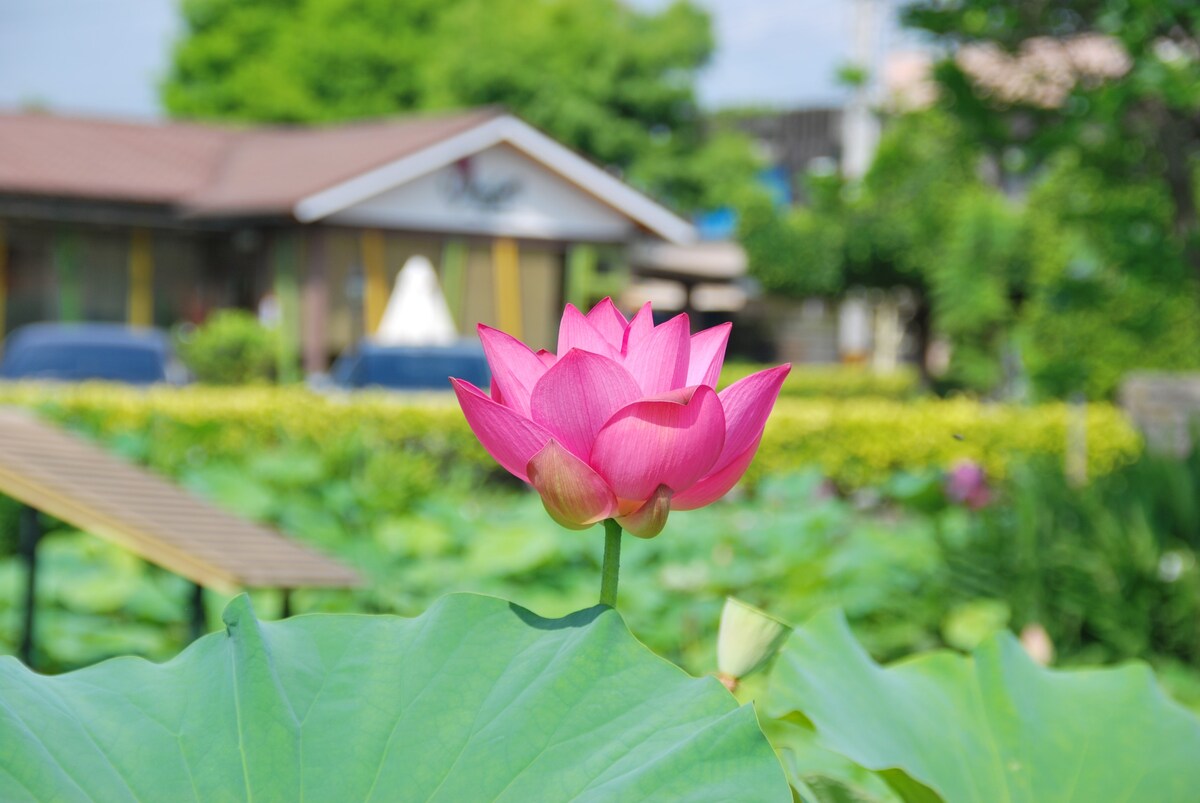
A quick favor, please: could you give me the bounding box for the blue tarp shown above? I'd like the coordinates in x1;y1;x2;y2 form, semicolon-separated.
0;323;174;384
331;341;491;391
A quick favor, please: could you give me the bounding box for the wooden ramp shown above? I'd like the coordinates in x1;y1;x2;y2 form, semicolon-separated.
0;408;359;594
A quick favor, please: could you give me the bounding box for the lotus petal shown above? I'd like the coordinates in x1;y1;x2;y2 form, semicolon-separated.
686;322;732;388
527;440;619;529
478;324;549;416
451;378;553;482
529;349;642;461
557;304;619;360
621;303;654;355
712;364;790;472
534;349;557;368
584;297;629;350
616;484;672;539
624;312;691;396
591;386;726;501
670;434;762;511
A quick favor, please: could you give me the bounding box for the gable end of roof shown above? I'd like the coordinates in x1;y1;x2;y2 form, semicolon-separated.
293;115;696;245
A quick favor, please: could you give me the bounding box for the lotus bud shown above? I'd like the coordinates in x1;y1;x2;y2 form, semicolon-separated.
716;597;791;691
1019;623;1054;666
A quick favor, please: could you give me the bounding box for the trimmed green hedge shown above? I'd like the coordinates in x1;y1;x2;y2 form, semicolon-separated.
0;383;1141;488
719;363;921;399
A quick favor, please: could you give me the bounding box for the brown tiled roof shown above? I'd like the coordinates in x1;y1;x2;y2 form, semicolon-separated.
0;113;237;204
0;107;502;215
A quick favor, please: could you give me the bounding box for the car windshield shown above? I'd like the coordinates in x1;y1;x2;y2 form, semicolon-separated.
2;341;166;384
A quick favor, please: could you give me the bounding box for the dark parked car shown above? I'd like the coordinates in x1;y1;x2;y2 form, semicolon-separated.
0;323;188;385
330;341;490;391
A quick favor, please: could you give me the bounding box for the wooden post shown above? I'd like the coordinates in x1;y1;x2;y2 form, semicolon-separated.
53;230;82;322
493;236;522;338
302;228;328;374
18;506;41;668
440;239;466;333
272;231;301;383
127;228;154;327
566;244;596;310
189;582;206;643
0;221;7;350
360;229;387;336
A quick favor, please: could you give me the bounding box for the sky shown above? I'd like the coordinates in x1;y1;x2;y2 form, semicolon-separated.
0;0;907;120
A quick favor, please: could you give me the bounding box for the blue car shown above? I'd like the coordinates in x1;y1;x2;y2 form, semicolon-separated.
331;341;490;391
0;323;188;385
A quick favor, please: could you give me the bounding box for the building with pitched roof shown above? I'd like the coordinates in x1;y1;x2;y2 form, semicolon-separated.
0;108;695;369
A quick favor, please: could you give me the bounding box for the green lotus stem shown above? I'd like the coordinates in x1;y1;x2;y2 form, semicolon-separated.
599;519;622;608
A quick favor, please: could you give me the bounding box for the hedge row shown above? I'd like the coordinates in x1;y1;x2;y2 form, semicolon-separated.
0;384;1141;488
718;363;921;399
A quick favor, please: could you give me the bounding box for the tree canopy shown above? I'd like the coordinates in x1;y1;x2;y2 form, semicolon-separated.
163;0;751;211
902;0;1200;278
742;4;1200;399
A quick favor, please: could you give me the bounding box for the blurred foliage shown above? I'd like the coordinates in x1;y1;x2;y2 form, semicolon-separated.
928;190;1029;394
0;385;1191;723
751;396;1138;488
740;112;1030;393
163;0;759;212
1018;154;1200;398
748;4;1200;400
742;112;983;301
0;383;1140;490
902;0;1200;273
1;429;1195;718
175;309;279;385
901;0;1200;398
939;451;1200;676
719;362;921;400
0;469;939;674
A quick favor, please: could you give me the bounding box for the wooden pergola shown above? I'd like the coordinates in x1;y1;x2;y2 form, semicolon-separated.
0;409;360;667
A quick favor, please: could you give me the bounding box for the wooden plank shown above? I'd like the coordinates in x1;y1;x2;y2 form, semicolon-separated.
492;236;522;339
361;228;387;335
127;228;154;327
0;410;359;593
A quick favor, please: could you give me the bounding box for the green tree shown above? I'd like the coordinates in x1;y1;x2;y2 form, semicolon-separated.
163;0;748;211
741;111;1025;389
902;0;1200;279
902;0;1200;397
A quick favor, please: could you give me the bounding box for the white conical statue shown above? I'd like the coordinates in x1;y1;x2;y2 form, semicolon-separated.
373;255;458;346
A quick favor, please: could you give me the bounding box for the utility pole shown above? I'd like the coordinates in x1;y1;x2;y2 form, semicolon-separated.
842;0;883;180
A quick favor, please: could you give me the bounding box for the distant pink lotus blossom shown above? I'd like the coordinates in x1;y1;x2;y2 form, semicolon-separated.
452;299;790;538
946;460;992;510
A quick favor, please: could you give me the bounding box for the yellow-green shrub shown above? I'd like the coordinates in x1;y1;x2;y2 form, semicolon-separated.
719;363;921;400
752;397;1141;487
0;383;1141;488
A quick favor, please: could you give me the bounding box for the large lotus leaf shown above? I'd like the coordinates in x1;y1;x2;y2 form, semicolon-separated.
0;594;789;802
768;609;1200;803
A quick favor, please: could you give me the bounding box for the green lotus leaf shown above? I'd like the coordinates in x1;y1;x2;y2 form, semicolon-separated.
1;594;789;802
768;609;1200;803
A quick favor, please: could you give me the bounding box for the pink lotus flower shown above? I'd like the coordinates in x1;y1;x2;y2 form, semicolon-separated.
451;299;790;538
945;460;992;510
